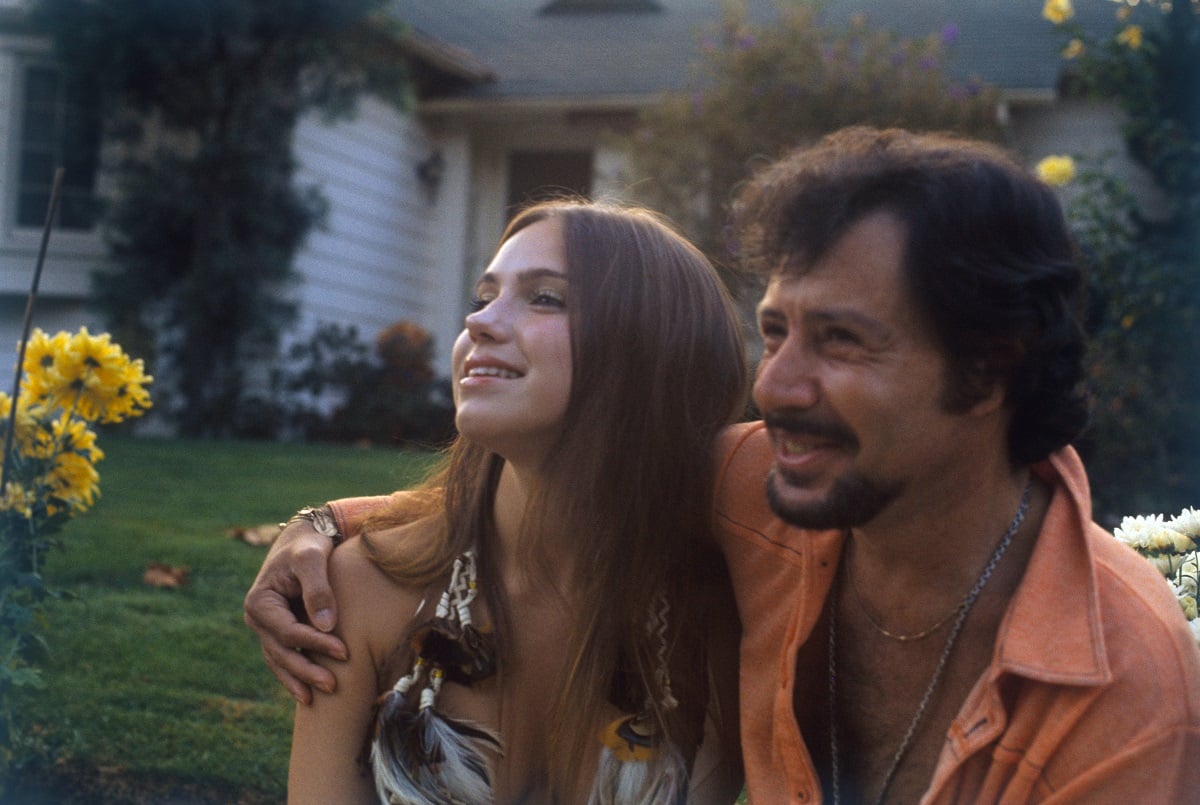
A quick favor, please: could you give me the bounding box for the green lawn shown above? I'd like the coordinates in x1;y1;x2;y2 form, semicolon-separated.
8;436;437;803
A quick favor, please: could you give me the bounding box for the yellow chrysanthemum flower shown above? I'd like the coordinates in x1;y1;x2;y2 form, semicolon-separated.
1035;155;1077;186
50;413;100;455
99;357;154;424
39;327;152;423
1042;0;1074;25
1;394;54;460
21;329;73;404
3;327;149;525
45;450;101;515
1117;24;1143;49
1;480;35;518
1062;38;1085;59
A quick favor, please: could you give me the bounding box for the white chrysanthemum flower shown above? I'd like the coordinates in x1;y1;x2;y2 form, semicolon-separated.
1167;507;1200;540
1114;514;1166;549
1151;553;1185;577
1152;528;1195;554
1177;560;1199;597
1180;595;1198;622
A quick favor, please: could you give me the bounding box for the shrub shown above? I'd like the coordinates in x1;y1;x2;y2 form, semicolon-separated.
622;0;1001;285
275;321;454;448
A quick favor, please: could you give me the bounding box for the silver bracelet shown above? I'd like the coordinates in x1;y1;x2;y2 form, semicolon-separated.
280;505;343;547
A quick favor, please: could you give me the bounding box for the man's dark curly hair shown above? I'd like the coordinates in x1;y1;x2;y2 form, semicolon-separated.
733;126;1090;465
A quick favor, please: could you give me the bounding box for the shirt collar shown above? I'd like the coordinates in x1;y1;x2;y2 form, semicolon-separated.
993;446;1112;686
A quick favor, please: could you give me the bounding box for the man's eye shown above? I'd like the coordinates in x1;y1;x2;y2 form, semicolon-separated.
823;327;859;344
758;322;786;340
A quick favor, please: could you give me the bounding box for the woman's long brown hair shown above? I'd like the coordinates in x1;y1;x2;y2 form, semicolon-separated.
362;199;748;800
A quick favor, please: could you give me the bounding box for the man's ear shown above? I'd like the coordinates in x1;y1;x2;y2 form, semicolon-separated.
966;377;1007;417
963;345;1022;417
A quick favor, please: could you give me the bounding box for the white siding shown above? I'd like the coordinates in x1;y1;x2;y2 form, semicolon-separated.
290;97;451;369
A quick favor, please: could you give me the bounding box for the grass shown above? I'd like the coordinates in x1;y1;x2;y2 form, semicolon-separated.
9;436;437;802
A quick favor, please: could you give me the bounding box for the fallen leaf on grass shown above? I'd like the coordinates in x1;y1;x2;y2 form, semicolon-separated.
226;523;282;546
143;562;190;588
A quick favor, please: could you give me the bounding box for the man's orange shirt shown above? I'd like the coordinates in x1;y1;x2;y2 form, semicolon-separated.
328;421;1200;803
716;421;1200;803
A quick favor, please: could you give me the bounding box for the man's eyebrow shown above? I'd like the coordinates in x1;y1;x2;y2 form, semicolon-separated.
756;306;785;323
814;308;889;331
755;305;893;340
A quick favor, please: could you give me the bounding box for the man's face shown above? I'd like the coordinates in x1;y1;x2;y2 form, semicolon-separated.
752;211;987;531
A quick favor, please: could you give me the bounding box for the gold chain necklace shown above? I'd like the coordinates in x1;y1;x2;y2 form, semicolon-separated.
827;480;1031;805
845;546;962;641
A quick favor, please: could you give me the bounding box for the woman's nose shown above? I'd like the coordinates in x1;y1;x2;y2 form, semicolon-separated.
464;298;510;342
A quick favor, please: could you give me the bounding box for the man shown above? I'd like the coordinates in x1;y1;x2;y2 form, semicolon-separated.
246;128;1200;802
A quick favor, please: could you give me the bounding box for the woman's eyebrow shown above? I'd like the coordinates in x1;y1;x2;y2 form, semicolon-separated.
475;267;568;287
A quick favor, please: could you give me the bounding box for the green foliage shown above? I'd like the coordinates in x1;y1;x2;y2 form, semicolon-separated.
1067;160;1199;518
1050;1;1199;518
30;0;411;436
6;436;436;799
622;0;1001;277
1059;0;1199;195
273;321;455;447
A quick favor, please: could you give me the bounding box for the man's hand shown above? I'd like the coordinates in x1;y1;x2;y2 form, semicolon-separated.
243;518;348;704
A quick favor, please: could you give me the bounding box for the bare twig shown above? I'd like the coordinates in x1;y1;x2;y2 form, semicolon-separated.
1;167;65;494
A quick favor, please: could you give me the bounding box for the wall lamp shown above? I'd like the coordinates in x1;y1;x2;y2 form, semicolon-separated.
415;149;445;198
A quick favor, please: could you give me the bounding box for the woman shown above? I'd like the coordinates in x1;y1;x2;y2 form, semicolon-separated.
286;199;747;804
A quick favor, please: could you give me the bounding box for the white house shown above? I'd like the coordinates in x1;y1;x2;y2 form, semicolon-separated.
0;0;1145;409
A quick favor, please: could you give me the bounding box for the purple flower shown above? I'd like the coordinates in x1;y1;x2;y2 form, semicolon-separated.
737;33;757;50
919;54;938;70
948;83;968;100
941;23;959;46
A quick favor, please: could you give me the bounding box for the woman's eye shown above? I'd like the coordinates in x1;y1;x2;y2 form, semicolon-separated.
468;295;494;312
530;289;566;307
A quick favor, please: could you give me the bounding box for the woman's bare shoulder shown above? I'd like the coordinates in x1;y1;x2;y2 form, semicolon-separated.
329;527;432;667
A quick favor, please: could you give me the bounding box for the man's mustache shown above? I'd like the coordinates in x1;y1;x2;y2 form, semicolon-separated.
762;411;859;449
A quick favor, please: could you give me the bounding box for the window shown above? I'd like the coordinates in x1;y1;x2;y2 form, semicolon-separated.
16;62;100;230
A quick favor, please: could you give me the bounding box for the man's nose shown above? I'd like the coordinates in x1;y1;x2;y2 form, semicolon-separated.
753;338;820;413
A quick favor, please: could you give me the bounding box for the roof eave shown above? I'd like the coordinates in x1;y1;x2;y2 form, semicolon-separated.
419;84;1060;118
400;30;496;85
419;91;655;116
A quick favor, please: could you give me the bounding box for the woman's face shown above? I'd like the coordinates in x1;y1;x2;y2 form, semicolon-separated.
451;218;573;465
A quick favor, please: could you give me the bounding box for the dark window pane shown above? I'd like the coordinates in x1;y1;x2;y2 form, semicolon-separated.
23;66;59;100
20;151;54;184
17;191;50;227
16;62;98;230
